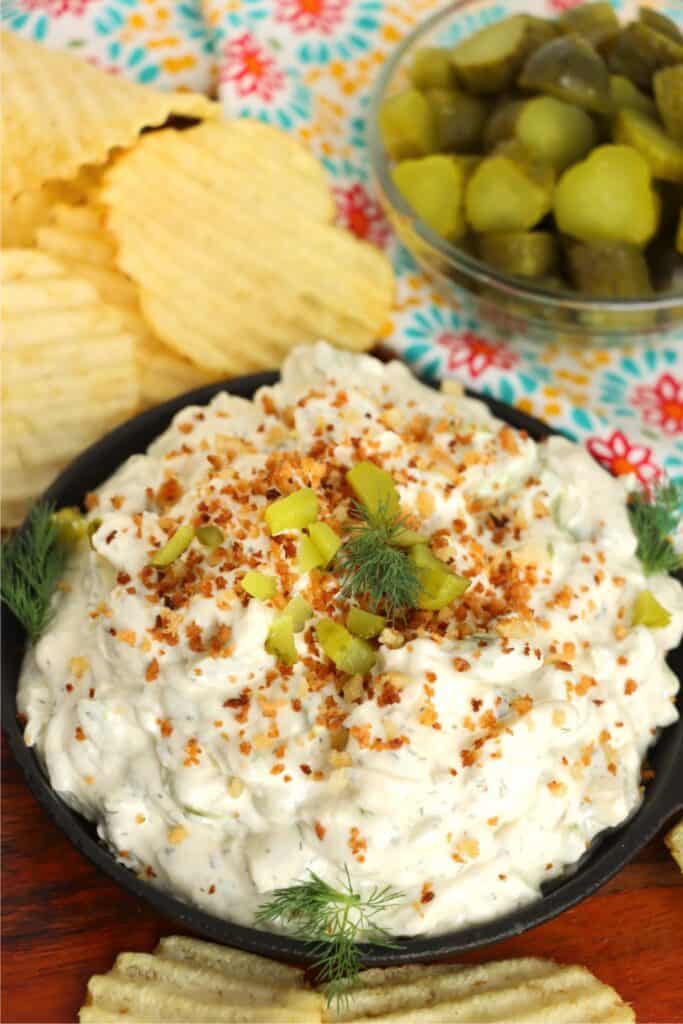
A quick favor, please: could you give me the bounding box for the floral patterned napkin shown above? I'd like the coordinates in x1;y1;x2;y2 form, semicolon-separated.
3;0;683;492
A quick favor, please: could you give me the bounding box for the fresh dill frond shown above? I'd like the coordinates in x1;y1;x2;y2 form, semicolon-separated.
628;480;683;576
255;866;404;1009
336;501;420;617
1;502;68;642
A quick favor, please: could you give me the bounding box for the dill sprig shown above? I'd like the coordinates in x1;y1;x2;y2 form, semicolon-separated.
255;867;404;1009
628;480;682;576
1;502;68;642
336;501;420;617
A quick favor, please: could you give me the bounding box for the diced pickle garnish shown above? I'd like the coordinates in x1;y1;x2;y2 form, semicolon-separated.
515;96;597;171
284;595;313;632
265;487;318;535
195;524;224;548
631;590;671;628
391;526;425;547
410;47;457;90
452;14;531;95
519;34;612;115
52;506;86;546
150;525;195;567
297;534;326;573
392;155;466;241
379;88;436;160
241;571;277;600
654;66;683;144
347;462;399;518
346;607;386;639
316;618;376;675
614;108;683;183
409;544;470;611
307;522;341;565
465;152;554;233
265;615;298;665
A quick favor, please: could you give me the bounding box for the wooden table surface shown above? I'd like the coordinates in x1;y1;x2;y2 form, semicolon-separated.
2;732;682;1024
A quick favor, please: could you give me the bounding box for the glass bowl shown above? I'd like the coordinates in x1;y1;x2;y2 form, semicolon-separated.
368;0;683;346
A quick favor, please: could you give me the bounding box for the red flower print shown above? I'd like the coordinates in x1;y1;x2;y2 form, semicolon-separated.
586;430;662;486
17;0;94;14
275;0;349;35
334;183;390;247
631;373;683;436
438;331;518;379
221;33;285;102
547;0;583;12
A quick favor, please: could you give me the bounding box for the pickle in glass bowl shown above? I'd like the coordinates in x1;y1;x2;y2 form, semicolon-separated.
560;2;620;48
614;108;683;184
379;88;436;159
518;34;612;115
392;154;466;241
566;241;653;297
478;231;557;278
426;88;488;153
654;66;683;144
465;149;555;233
451;14;531;94
515;95;598;171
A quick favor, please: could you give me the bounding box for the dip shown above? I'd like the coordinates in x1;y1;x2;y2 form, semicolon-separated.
18;343;682;937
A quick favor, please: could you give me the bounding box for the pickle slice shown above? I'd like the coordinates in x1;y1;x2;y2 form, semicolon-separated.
241;571;277;600
379;88;437;160
297;534;325;573
560;2;620;48
606;23;683;90
265;487;318;535
452;14;531;95
307;522;341;566
654;66;683;144
638;7;683;45
347;461;399;518
426;88;488;154
465;152;554;233
554;144;659;246
150;525;195;567
631;590;671;628
518;34;612;115
615;109;683;184
265;615;298;666
316;619;376;675
410;47;457;90
516;95;598;171
609;75;657;119
346;607;386;639
409;544;470;611
478;231;557;278
523;15;561;53
392;155;467;241
284;594;313;632
483;97;525;150
566;241;652;297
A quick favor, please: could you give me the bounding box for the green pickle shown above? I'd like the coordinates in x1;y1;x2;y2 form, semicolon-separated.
265;487;318;535
554;144;659;246
631;590;671;629
478;231;557;278
52;506;86;546
426;88;488;153
452;14;531;95
677;209;683;256
566;241;652;297
654;67;683;144
465;151;554;233
379;88;436;159
483;97;525;151
347;461;399;517
316;619;376;675
241;571;277;600
409;544;470;611
284;594;313;632
150;525;195;567
195;524;224;548
638;7;683;45
297;534;325;573
307;522;341;566
410;47;456;90
392;155;466;241
609;75;657;119
614;108;683;184
518;34;612;115
266;615;298;666
346;607;386;639
560;2;620;48
606;23;683;89
515;95;598;171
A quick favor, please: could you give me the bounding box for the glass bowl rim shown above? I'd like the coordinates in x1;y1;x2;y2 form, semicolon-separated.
367;0;683;317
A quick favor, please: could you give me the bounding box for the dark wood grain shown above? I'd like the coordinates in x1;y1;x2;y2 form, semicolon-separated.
2;732;682;1024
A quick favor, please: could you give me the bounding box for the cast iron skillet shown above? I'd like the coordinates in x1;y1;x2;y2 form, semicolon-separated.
3;371;682;965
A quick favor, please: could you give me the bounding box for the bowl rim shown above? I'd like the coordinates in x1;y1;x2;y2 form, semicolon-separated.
367;0;683;316
2;369;682;965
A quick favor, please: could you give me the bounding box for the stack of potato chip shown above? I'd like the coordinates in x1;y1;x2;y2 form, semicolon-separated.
1;32;394;526
79;935;635;1023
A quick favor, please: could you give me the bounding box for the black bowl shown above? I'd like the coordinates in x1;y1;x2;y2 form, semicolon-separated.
3;371;682;966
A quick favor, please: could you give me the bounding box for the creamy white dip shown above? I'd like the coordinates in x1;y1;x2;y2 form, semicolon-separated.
18;342;682;937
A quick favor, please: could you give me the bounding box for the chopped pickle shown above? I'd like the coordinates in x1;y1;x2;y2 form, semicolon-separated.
631;590;671;629
52;506;86;546
195;524;224;548
150;525;195;567
392;155;466;241
606;23;683;89
265;487;318;535
638;7;683;45
518;34;612;115
615;108;683;184
266;615;298;666
316;619;376;675
379;88;436;160
307;521;341;565
554;145;659;246
297;534;325;573
347;461;399;518
566;241;652;297
654;67;683;144
522;15;561;53
392;526;425;547
483;97;525;151
241;571;277;601
426;88;488;153
409;544;470;611
516;96;598;171
410;47;457;90
478;231;558;278
560;2;620;48
465;152;554;233
609;75;658;119
451;14;531;95
284;594;313;632
346;607;386;639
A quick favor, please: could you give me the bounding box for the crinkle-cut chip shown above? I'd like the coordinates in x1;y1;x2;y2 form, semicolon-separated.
2;165;105;248
137;334;219;406
1;31;220;200
321;958;635;1023
155;936;305;986
101;120;394;372
1;249;140;522
666;817;683;873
